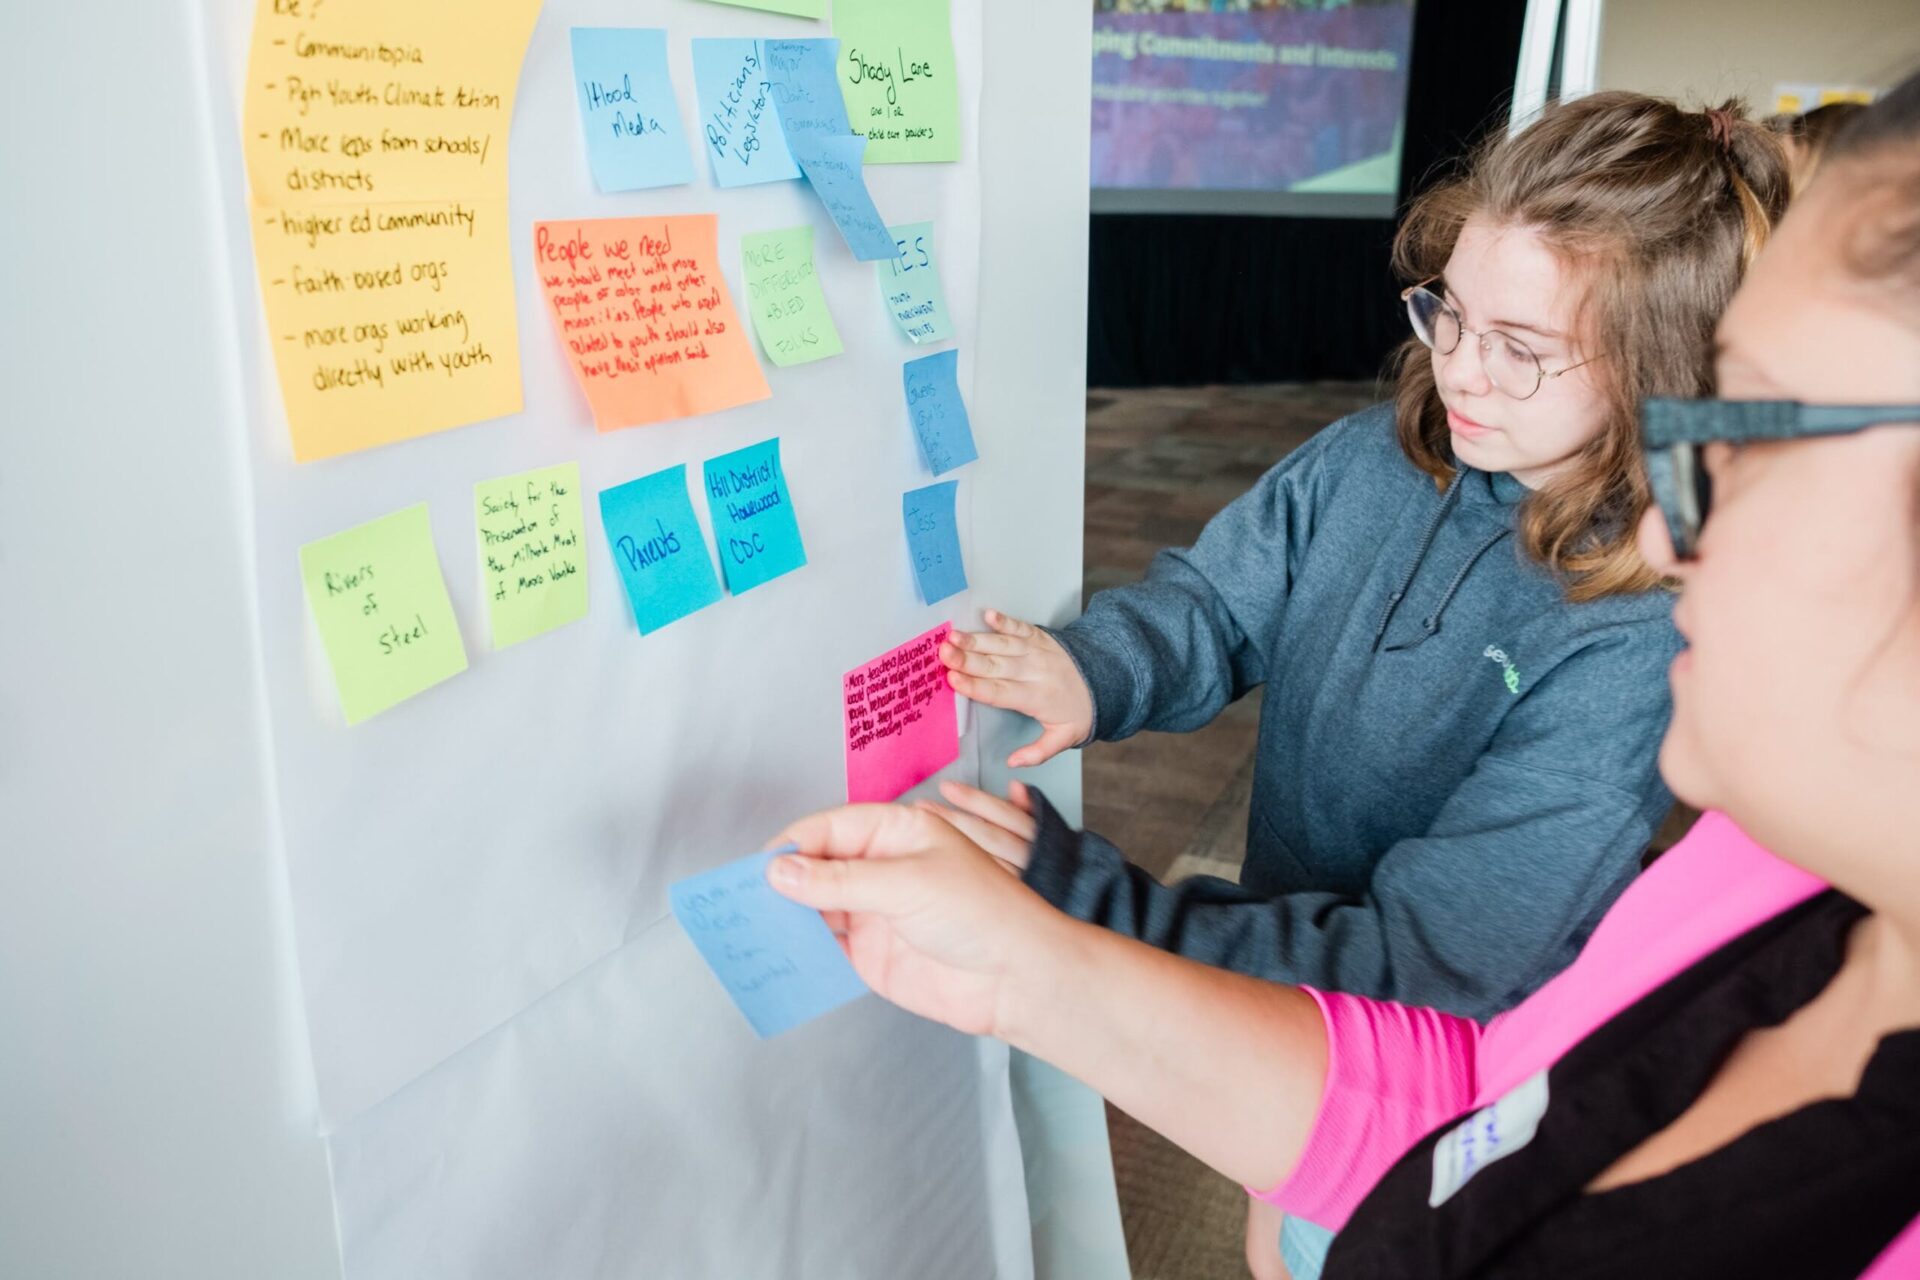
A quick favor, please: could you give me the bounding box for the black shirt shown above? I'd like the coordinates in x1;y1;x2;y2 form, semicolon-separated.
1325;891;1920;1279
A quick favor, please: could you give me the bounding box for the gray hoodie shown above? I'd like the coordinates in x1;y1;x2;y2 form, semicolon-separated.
1027;403;1681;1019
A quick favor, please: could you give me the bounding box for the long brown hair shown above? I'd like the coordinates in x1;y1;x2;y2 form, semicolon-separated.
1392;92;1791;602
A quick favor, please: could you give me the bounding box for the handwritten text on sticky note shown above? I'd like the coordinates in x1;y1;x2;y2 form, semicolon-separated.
903;480;967;605
475;463;589;649
692;39;802;188
743;225;843;366
703;439;808;594
833;0;962;164
879;221;954;344
569;28;695;192
599;465;724;635
845;624;960;802
902;349;978;475
671;849;868;1039
299;504;468;725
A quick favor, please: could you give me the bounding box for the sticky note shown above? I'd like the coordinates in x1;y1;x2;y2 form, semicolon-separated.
902;349;978;475
474;464;589;649
878;221;954;345
298;504;468;725
765;39;853;147
692;39;803;188
844;624;960;803
703;439;808;594
671;849;868;1039
598;466;725;635
742;226;843;366
833;0;962;164
241;0;539;462
794;135;897;262
535;215;771;431
569;28;695;193
903;481;967;605
698;0;827;18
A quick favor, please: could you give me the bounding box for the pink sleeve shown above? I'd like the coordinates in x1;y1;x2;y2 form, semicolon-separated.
1866;1215;1920;1278
1249;986;1481;1229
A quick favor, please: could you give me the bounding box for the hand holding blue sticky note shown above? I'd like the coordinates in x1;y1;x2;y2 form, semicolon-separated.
672;849;869;1039
903;480;967;604
691;39;802;188
599;465;725;634
902;349;979;475
704;438;808;594
570;28;695;192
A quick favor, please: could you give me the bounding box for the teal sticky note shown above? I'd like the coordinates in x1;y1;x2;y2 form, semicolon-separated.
671;848;869;1039
879;221;954;344
703;438;808;594
691;39;802;188
598;465;724;634
794;135;896;261
902;349;978;475
764;39;851;146
903;480;966;604
570;28;695;193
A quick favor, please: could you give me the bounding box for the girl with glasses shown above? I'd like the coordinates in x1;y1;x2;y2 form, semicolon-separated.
935;91;1785;1278
769;71;1920;1276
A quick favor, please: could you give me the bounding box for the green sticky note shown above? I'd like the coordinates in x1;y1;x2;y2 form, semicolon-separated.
697;0;826;19
475;462;590;650
742;225;844;367
878;221;953;344
299;504;468;726
833;0;961;164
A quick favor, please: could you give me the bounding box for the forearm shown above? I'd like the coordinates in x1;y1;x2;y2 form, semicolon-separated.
995;913;1329;1193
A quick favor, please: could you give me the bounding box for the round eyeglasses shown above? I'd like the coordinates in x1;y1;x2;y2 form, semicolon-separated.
1402;280;1598;401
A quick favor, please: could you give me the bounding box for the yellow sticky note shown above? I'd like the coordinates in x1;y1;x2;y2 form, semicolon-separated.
299;504;468;725
475;463;590;649
241;0;540;462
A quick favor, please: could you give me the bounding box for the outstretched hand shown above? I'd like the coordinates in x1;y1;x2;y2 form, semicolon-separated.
940;610;1095;768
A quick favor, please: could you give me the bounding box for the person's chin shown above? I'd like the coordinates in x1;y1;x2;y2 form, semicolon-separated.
1656;723;1716;813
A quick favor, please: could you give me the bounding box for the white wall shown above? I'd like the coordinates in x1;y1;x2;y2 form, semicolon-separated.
1596;0;1920;107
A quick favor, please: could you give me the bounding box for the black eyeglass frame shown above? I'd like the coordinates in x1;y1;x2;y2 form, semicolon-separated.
1641;397;1920;559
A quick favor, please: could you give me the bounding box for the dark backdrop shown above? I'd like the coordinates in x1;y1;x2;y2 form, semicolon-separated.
1087;0;1531;388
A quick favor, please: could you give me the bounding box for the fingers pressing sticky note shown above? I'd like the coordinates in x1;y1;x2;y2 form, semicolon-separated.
844;624;960;803
902;349;978;476
703;439;808;594
299;504;468;725
671;849;868;1039
598;465;725;635
742;226;843;366
569;28;695;192
903;480;967;605
878;221;954;345
475;463;589;650
534;215;771;431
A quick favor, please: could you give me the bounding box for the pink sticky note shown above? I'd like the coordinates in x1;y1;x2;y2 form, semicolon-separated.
844;623;959;803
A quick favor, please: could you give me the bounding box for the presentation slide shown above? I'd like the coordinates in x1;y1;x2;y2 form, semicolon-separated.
1091;1;1417;217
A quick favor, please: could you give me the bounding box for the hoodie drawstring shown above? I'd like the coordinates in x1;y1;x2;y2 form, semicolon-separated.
1372;468;1466;651
1381;526;1513;653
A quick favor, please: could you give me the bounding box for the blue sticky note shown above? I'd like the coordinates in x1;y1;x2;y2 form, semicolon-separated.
795;135;896;261
879;221;955;344
764;39;852;146
902;349;979;475
903;481;967;604
598;465;724;634
671;849;869;1039
570;28;696;193
703;438;808;594
691;39;802;188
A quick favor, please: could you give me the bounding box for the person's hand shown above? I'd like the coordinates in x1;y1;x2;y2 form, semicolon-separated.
767;803;1063;1038
918;780;1038;873
940;610;1094;768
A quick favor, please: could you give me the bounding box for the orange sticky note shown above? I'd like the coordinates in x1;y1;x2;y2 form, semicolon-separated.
534;215;772;431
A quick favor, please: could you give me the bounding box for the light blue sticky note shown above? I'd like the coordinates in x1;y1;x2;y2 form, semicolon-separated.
703;438;808;594
879;221;955;344
671;848;869;1039
902;349;978;475
691;39;802;188
598;465;724;635
903;480;967;604
570;28;696;193
764;38;852;146
795;135;897;261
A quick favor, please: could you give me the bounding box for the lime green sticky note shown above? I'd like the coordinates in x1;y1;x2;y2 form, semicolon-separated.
475;462;590;650
299;504;468;726
742;225;844;367
697;0;825;19
834;0;961;164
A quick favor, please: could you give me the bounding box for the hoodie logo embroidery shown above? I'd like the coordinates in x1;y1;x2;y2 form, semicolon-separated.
1484;645;1521;694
